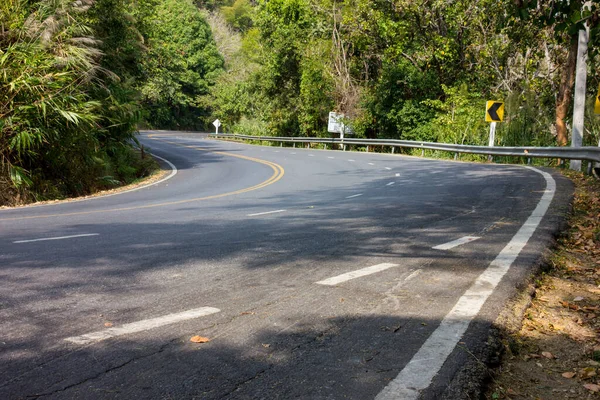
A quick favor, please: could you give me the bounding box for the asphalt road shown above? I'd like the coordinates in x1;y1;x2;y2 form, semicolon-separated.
0;131;571;399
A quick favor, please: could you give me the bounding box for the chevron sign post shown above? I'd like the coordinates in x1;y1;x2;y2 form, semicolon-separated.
485;101;504;162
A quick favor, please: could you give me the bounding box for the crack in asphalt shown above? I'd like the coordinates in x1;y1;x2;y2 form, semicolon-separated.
25;338;179;399
214;318;348;399
215;365;275;399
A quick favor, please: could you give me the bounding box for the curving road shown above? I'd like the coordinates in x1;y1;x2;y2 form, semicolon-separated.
0;131;571;399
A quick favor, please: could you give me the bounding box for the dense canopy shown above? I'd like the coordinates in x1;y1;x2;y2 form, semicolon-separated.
1;0;599;204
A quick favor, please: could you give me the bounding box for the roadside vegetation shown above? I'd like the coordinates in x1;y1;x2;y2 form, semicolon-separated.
0;0;221;205
1;0;599;204
487;172;600;399
206;0;599;151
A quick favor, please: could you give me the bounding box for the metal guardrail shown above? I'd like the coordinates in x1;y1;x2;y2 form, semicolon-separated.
213;133;600;165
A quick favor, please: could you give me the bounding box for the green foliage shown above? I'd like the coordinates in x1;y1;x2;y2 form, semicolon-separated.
3;0;599;205
205;0;599;154
0;0;157;204
138;0;224;129
221;0;254;32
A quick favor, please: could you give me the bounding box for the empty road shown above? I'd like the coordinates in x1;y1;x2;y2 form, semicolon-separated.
0;131;571;399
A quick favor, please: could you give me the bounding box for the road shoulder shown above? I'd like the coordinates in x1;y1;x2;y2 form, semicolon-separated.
436;168;575;399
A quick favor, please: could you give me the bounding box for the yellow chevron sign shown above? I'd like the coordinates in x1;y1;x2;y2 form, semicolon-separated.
595;87;600;115
485;101;504;122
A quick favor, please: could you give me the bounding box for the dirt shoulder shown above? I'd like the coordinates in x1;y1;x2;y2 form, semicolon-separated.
487;172;600;399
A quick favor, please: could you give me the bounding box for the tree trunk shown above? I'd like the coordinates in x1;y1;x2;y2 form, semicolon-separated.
555;37;578;147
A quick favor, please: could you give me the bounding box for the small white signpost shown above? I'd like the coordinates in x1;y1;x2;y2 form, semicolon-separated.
212;119;221;135
328;112;344;134
328;112;351;150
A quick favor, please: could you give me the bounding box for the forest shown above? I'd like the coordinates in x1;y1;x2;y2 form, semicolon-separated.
1;0;599;202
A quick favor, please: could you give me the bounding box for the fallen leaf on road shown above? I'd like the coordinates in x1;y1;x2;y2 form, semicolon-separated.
581;367;597;378
190;336;210;343
542;351;554;359
104;322;113;327
240;311;255;316
574;296;585;302
262;343;270;348
584;383;600;392
562;372;576;379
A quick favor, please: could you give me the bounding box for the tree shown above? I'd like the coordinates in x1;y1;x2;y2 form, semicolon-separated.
515;1;599;146
138;0;224;129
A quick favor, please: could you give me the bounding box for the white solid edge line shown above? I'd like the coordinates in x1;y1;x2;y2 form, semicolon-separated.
247;209;287;217
316;263;399;286
346;194;363;199
432;236;481;250
386;182;395;186
375;167;556;400
65;307;221;345
14;233;100;244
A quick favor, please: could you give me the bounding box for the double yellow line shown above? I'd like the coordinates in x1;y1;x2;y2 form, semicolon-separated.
0;136;285;221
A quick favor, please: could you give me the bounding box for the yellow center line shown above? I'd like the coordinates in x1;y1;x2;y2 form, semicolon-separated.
0;136;285;221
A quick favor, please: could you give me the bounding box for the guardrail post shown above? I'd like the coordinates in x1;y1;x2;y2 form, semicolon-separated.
280;142;283;148
454;153;458;160
391;147;395;154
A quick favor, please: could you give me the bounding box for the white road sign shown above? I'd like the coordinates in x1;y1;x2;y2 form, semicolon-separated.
328;112;343;133
212;119;221;135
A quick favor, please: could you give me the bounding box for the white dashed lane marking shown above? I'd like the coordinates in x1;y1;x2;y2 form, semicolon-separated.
14;233;99;244
316;263;400;286
247;210;287;217
345;194;363;199
432;236;481;250
65;307;221;345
